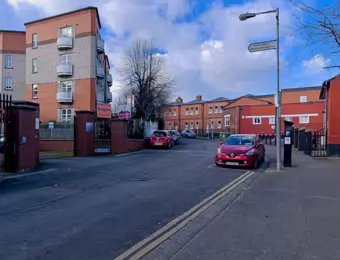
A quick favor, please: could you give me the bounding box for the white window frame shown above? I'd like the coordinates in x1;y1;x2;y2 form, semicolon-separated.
196;122;199;129
195;107;198;115
60;108;73;123
185;122;188;129
5;55;12;68
300;96;307;103
218;120;221;129
285;117;293;122
32;84;38;99
32;58;38;73
168;123;172;130
214;106;218;113
253;117;262;125
225;115;230;127
5;77;12;90
211;121;214;129
190;122;194;129
299;116;309;124
209;106;212;114
169;109;172;116
185;108;188;115
60;26;73;37
32;34;38;49
220;105;223;113
269;117;275;125
60;81;72;92
190;108;194;115
173;109;177;116
60;54;72;65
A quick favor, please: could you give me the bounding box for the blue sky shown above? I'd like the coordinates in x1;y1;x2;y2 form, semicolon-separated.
1;0;338;102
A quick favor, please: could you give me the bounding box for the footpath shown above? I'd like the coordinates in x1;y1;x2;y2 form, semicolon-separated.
143;145;340;259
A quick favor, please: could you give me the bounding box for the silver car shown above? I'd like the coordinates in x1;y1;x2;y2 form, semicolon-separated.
181;129;196;138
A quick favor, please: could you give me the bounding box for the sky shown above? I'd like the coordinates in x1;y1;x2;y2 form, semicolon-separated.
1;0;338;102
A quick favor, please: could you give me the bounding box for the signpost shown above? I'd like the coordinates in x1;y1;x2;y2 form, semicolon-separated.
248;40;277;53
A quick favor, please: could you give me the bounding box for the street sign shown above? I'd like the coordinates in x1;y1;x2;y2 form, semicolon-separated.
248;40;277;53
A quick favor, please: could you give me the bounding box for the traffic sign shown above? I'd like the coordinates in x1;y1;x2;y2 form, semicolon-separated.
248;40;277;53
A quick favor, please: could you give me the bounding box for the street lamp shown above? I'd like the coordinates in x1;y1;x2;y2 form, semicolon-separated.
239;8;281;171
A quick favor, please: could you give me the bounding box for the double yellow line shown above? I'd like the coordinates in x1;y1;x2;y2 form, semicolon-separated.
115;170;255;260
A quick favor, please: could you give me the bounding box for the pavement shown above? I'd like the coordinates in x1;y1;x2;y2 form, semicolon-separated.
0;139;268;260
140;145;340;260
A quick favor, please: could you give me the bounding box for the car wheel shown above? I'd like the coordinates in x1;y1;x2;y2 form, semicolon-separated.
253;158;259;169
261;153;265;162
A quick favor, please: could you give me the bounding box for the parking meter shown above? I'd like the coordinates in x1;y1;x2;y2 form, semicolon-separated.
283;120;294;167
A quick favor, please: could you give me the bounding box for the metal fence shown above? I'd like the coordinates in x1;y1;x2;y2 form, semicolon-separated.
127;119;158;139
39;122;74;140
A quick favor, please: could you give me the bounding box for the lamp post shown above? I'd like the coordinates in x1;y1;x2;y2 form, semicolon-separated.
239;8;281;171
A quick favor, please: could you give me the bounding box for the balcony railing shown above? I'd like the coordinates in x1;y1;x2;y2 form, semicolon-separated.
97;64;104;78
57;91;74;103
57;36;73;50
107;73;112;86
97;39;104;54
57;63;73;77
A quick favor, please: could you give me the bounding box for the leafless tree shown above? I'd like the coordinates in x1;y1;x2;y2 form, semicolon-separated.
117;40;175;120
291;0;340;68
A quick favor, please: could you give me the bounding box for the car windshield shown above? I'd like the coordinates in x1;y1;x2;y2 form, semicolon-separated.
225;136;254;146
153;131;167;137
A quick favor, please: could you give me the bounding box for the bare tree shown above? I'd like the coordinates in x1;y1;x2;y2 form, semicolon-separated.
118;40;174;120
291;1;340;68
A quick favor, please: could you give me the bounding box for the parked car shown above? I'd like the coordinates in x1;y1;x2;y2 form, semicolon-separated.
181;129;196;138
169;130;181;145
215;134;265;168
150;130;174;149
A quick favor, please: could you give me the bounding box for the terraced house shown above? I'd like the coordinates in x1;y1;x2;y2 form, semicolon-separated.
164;86;324;135
24;7;112;123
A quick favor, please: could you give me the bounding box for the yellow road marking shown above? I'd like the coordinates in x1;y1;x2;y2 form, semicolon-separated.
115;171;254;260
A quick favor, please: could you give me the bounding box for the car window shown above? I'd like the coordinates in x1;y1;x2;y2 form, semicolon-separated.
225;136;254;146
153;131;167;137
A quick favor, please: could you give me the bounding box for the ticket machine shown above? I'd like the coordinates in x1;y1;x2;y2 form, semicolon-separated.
283;120;294;167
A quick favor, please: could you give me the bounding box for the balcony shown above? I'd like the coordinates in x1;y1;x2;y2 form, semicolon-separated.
107;91;112;102
57;63;73;77
107;73;112;86
57;91;74;103
96;64;104;78
97;39;104;54
57;36;73;50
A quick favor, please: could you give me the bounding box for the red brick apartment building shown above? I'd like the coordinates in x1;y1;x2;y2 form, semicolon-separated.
164;86;324;134
23;7;112;122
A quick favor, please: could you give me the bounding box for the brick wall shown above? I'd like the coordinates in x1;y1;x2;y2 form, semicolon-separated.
40;139;74;152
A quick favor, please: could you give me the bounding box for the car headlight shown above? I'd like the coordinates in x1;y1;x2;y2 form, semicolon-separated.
217;148;222;155
245;149;256;156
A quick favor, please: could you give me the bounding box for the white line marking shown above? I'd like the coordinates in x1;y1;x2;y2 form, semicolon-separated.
115;171;253;260
0;168;58;181
115;151;142;157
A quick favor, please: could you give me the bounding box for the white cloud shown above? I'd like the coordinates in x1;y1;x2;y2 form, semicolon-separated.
6;0;313;101
303;54;331;73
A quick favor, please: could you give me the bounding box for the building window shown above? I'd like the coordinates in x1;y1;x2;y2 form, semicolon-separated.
174;109;176;116
185;122;188;129
189;108;193;115
60;26;73;37
169;109;172;116
299;116;309;124
225;116;230;127
163;112;166;117
5;55;12;68
168;123;172;130
211;121;214;128
209;106;212;114
300;96;307;103
5;77;12;90
253;117;262;125
285;117;293;122
60;54;72;64
32;84;38;99
190;122;194;129
60;81;72;92
218;120;221;129
214;106;218;113
185;108;188;115
269;117;275;125
32;34;38;49
60;108;73;123
196;122;199;129
32;58;38;73
195;107;198;115
220;105;223;113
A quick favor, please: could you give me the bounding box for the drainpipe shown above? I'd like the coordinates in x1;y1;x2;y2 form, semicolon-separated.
325;83;329;151
104;55;107;104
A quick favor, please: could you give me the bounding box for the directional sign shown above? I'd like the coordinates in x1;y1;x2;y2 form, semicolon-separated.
248;40;277;53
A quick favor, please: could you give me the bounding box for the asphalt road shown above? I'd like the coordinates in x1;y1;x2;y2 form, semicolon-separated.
0;139;268;260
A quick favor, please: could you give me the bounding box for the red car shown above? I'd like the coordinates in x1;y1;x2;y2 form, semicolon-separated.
150;130;174;149
215;134;265;168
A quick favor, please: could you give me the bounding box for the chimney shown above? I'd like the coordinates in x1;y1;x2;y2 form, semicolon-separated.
196;95;202;101
176;97;183;103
